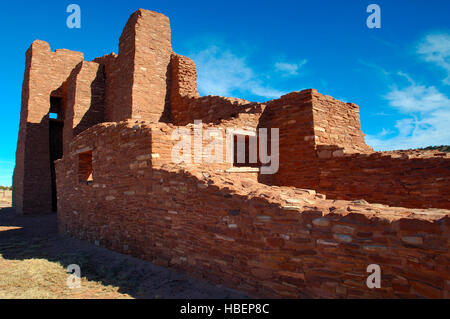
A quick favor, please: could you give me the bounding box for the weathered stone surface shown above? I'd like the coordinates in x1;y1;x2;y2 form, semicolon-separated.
54;121;450;299
12;8;450;300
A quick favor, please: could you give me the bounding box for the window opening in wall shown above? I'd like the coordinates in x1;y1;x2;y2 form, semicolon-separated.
233;134;260;168
78;150;93;184
49;96;64;212
50;96;63;120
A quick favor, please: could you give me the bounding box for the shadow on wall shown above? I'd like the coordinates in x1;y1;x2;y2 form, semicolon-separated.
14;119;57;214
0;206;248;299
64;62;106;138
160;59;172;123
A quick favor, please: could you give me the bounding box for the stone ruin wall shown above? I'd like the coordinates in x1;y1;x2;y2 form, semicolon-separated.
314;150;450;209
55;121;450;298
311;91;373;154
170;54;263;126
13;8;450;298
261;90;450;209
13;40;84;214
93;10;172;123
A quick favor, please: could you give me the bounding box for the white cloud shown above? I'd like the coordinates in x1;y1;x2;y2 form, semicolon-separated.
189;45;288;99
379;128;392;137
363;33;450;151
373;112;392;116
417;33;450;85
274;60;307;76
385;84;450;113
367;80;450;151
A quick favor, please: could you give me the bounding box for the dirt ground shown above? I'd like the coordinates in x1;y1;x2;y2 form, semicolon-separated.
0;202;248;299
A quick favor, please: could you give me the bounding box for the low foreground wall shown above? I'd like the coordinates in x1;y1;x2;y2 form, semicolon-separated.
56;122;450;298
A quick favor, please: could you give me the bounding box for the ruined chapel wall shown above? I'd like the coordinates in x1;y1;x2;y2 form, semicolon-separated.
314;150;450;209
13;40;84;214
311;92;372;154
172;95;263;126
94;10;172;123
150;119;263;181
55;122;450;298
131;9;172;122
93;53;121;123
275;141;450;209
170;54;199;100
261;90;319;188
170;53;263;125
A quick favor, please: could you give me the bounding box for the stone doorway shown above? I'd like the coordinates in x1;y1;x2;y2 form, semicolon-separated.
49;96;64;212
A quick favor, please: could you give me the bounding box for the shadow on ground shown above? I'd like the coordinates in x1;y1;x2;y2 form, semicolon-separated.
0;203;248;299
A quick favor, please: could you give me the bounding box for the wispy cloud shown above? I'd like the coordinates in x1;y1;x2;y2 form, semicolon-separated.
366;75;450;150
274;60;307;77
373;112;392;116
417;33;450;85
362;33;450;151
379;128;393;137
189;43;298;99
358;59;390;78
385;83;450;113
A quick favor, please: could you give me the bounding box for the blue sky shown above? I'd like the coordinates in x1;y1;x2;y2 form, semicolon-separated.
0;0;449;186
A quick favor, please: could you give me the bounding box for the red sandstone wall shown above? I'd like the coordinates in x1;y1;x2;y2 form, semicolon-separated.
311;91;373;154
261;90;319;188
13;40;84;214
62;61;105;155
257;90;450;210
314;148;450;209
170;54;199;100
93;53;120;123
170;54;263;125
172;95;263;126
95;10;172;123
55;122;450;298
132;10;172;122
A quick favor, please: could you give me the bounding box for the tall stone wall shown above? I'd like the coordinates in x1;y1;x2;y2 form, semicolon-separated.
94;10;172;123
13;40;84;215
260;90;320;188
131;10;172;122
311;91;373;154
120;9;172;122
55;121;450;299
93;53;121;123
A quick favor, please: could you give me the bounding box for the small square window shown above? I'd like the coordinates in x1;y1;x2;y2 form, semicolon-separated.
233;134;260;167
78;151;93;184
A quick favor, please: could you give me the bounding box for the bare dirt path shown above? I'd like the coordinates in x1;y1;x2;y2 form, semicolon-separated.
0;202;248;299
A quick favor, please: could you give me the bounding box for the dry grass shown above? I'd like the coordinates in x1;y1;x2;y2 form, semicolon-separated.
0;256;131;299
0;190;11;204
0;204;247;299
0;238;132;299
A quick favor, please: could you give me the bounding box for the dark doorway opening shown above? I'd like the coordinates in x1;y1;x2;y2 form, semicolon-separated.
49;97;64;212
